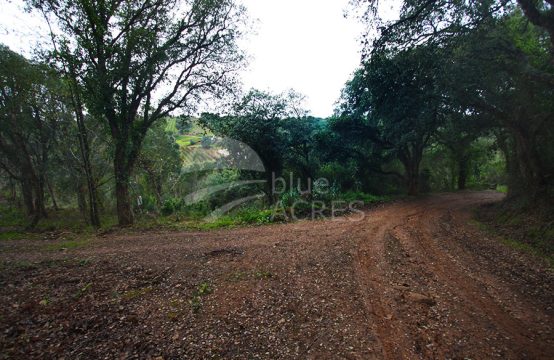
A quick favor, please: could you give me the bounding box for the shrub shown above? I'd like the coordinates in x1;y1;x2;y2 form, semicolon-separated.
161;197;185;216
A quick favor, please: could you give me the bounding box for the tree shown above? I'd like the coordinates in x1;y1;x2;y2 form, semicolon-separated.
281;116;325;180
0;45;68;226
339;45;445;195
136;119;181;207
31;0;246;225
199;89;305;202
435;112;492;190
353;0;554;201
445;14;554;199
354;0;553;50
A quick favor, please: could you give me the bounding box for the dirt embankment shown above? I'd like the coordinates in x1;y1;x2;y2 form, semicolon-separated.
0;191;552;359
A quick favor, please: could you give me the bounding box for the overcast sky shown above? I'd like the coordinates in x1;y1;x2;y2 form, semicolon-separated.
0;0;399;117
238;0;365;117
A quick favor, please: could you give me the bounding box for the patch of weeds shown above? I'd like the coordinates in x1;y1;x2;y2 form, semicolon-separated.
122;286;153;300
254;269;273;279
78;258;92;267
41;259;68;268
74;282;93;299
471;219;554;268
169;299;181;307
189;281;213;313
46;238;90;251
197;217;236;230
166;298;186;321
12;260;37;270
0;231;28;241
196;281;212;296
39;297;50;306
227;269;274;282
189;296;202;313
228;270;248;282
167;310;180;320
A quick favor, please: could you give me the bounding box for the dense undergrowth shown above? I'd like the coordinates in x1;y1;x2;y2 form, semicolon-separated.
0;191;392;241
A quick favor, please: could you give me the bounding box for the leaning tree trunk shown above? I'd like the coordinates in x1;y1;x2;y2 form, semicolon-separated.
46;176;58;211
33;175;47;218
28;175;47;228
20;177;35;216
76;184;88;223
70;73;101;228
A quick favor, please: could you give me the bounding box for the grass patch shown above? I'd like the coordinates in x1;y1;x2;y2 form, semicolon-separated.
122;286;153;300
45;238;91;251
176;134;202;148
227;269;274;282
339;192;392;205
471;219;554;268
254;269;273;279
1;260;37;271
0;231;29;241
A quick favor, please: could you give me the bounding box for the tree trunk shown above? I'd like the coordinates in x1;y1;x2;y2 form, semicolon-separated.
407;174;419;196
46;177;59;211
33;175;47;218
28;175;47;228
8;179;17;204
114;156;134;226
154;176;163;208
63;59;101;228
73;86;101;227
77;184;87;223
512;127;546;198
20;178;35;216
457;157;468;190
402;157;420;196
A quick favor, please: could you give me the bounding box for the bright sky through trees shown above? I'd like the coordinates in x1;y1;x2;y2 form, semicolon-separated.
0;0;400;117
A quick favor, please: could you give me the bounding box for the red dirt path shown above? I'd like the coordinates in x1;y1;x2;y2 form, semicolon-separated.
1;191;552;359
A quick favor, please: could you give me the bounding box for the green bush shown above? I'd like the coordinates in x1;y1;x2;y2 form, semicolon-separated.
161;197;185;216
280;190;302;207
340;191;390;205
235;208;274;225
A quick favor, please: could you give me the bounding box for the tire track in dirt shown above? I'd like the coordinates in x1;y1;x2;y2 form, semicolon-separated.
354;192;553;359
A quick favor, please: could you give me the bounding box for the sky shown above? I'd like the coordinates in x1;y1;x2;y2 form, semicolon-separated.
238;0;365;117
0;0;399;117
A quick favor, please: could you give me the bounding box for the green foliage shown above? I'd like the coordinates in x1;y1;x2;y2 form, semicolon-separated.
339;192;390;205
199;208;275;229
73;282;93;299
472;219;554;268
161;198;185;216
45;238;90;251
122;287;153;301
189;281;213;313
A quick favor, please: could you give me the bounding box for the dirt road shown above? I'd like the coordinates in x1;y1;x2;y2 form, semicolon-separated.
1;192;552;359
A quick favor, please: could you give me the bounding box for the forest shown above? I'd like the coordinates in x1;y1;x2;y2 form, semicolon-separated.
0;0;553;359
